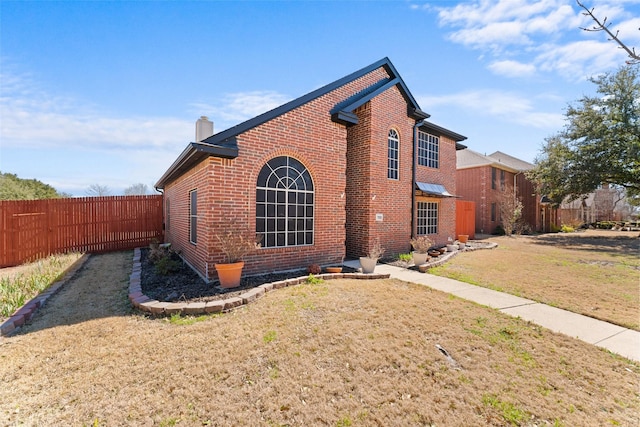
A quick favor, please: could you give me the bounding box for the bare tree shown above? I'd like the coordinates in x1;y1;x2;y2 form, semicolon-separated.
498;189;524;236
577;0;639;64
124;183;149;195
86;184;110;197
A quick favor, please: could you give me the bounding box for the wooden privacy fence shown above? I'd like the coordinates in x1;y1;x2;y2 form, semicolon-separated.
0;195;163;268
456;200;476;240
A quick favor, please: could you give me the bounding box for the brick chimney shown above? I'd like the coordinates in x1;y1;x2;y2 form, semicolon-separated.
196;116;214;143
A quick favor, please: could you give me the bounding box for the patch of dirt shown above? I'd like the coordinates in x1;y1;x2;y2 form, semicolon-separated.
140;249;355;303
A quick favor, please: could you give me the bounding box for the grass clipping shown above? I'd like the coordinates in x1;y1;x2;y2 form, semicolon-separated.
0;251;638;426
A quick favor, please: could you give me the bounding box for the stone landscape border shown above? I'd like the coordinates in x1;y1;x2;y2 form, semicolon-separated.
0;242;496;337
128;248;391;316
417;241;498;271
0;254;91;337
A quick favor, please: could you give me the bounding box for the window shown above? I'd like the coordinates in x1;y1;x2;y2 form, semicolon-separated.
500;169;506;191
491;202;496;222
189;190;197;244
387;129;399;180
491;167;497;190
417;201;438;235
166;198;170;231
256;156;314;248
417;131;439;168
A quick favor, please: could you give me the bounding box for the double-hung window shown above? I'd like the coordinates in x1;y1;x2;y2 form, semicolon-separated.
417;131;439;168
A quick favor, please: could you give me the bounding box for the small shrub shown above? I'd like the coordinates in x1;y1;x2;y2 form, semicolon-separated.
410;235;433;253
155;256;181;276
398;253;412;262
216;218;262;263
305;274;324;285
560;224;575;233
493;225;505;235
307;264;321;274
366;238;385;260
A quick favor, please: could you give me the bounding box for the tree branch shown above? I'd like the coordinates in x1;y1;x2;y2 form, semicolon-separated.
576;0;639;64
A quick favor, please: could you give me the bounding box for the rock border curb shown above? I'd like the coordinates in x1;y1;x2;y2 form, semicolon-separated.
417;242;499;271
0;254;91;337
129;248;391;316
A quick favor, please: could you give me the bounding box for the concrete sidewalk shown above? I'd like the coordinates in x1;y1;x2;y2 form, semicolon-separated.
343;260;640;363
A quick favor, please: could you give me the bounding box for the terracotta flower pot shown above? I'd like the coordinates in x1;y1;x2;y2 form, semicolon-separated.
458;234;469;243
325;266;343;273
215;261;244;288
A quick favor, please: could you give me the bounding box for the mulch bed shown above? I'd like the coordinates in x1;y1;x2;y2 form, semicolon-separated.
140;248;355;304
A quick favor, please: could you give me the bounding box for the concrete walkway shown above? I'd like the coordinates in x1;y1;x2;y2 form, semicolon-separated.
343;260;640;363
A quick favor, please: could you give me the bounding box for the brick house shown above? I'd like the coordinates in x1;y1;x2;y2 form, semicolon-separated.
456;149;557;234
155;58;466;281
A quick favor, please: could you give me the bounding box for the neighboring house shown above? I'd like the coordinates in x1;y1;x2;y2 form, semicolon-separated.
456;149;556;234
559;194;596;225
559;184;633;224
155;57;466;281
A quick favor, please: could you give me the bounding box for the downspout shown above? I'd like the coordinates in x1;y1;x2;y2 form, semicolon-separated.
411;120;423;239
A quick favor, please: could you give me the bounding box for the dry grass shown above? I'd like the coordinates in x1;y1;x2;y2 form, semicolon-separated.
1;251;638;426
430;230;639;330
0;252;83;320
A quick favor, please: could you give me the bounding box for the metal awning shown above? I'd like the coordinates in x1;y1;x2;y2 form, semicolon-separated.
416;182;456;197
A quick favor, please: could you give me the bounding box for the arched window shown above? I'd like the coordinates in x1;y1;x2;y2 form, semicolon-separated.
387;129;399;180
256;156;314;248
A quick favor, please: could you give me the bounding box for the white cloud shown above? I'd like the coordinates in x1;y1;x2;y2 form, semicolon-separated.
488;60;537;77
419;89;564;129
0;67;295;195
437;0;577;48
190;91;291;131
425;0;638;79
0;70;193;150
535;40;626;78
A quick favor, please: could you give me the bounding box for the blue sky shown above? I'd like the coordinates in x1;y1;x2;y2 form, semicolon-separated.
1;0;639;196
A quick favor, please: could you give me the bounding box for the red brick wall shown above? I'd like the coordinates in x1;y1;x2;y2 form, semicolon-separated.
166;66;393;280
345;86;418;259
345;103;373;258
165;64;461;278
416;135;458;246
164;158;215;279
457;166;544;234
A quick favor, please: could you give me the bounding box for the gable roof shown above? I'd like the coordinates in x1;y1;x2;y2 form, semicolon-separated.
488;151;533;171
156;58;431;189
457;148;527;173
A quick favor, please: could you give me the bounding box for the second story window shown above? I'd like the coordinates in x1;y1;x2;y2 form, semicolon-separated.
388;129;399;180
417;131;439;168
